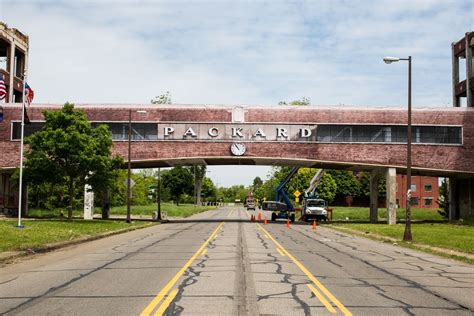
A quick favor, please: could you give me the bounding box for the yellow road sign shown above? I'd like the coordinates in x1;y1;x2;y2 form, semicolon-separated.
294;190;301;197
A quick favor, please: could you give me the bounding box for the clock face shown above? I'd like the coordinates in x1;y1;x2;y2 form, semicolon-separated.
230;143;246;156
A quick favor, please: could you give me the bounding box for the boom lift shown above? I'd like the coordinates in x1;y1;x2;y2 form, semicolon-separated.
301;169;328;221
262;166;299;222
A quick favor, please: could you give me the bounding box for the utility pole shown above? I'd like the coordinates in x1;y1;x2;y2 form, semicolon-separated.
156;168;162;221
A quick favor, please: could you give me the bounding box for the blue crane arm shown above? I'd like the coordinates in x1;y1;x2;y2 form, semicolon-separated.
274;167;299;211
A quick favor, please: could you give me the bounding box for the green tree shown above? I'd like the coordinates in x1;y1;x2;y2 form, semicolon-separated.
327;170;361;198
252;176;263;191
151;91;172;104
161;167;193;205
315;173;337;204
201;177;217;202
23;103;123;220
130;171;157;205
356;171;386;200
193;165;207;205
278;97;310;106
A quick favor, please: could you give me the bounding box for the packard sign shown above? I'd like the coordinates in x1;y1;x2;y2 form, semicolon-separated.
157;123;317;142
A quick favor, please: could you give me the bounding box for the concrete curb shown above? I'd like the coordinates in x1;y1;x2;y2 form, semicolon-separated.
0;222;158;264
328;225;474;262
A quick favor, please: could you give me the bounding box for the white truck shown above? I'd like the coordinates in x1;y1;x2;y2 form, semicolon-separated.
302;198;328;221
301;169;329;221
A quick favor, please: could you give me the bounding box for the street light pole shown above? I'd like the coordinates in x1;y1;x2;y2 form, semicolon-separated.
157;168;162;221
126;109;132;224
126;109;147;224
404;56;413;241
383;55;413;241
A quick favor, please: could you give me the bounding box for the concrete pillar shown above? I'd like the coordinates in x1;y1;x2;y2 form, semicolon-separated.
83;184;94;220
458;178;474;219
386;168;397;225
369;170;379;223
8;41;15;103
452;43;460;107
466;34;473;107
449;177;459;220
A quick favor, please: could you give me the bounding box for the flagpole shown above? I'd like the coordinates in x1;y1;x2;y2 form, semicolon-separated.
16;71;27;228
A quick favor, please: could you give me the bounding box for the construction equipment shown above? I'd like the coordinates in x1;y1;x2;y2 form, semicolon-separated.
245;192;256;211
302;169;328;221
262;167;299;222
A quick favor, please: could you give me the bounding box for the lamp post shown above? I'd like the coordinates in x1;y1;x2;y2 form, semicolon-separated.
383;56;412;241
156;168;162;221
126;109;147;224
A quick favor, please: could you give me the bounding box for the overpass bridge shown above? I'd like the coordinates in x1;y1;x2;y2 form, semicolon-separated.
1;103;473;220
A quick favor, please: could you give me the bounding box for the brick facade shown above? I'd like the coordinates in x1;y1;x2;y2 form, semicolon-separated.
396;175;439;209
0;104;473;177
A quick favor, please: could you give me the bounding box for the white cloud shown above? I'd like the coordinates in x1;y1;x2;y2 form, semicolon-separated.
1;0;472;185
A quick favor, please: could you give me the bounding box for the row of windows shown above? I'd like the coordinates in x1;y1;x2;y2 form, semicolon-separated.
11;122;463;145
11;122;158;141
90;123;158;140
317;125;462;144
402;184;433;192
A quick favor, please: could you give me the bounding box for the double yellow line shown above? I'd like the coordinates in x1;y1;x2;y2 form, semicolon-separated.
257;224;352;316
140;222;224;316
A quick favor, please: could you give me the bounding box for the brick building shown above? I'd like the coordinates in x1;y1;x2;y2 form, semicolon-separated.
397;175;439;209
0;21;29;103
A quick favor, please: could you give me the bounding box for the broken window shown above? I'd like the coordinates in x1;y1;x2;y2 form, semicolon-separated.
0;37;8;72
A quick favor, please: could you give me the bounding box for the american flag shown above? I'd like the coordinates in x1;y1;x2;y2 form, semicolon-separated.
0;73;6;100
25;82;34;106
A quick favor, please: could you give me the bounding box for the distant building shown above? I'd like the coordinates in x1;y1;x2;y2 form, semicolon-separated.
397;176;439;209
452;31;473;107
0;21;29;103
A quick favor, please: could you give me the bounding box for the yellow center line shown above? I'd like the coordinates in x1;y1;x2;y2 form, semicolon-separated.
307;284;337;314
154;288;178;316
201;248;207;256
257;224;352;316
276;247;286;257
140;223;224;316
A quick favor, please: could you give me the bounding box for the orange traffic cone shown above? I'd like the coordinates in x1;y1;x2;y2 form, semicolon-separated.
258;212;262;221
286;219;290;228
312;220;316;230
264;217;267;225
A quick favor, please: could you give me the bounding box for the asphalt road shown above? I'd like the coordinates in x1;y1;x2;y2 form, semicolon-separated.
0;207;473;315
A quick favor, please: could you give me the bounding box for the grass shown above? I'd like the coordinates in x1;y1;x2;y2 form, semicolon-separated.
329;206;444;222
331;222;473;254
28;203;216;219
1;203;213;256
0;219;151;253
108;203;216;218
323;207;474;264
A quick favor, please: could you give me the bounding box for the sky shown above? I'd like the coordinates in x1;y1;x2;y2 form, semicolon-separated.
1;0;473;187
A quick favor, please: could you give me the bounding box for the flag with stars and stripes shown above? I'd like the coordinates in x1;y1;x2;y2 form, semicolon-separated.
0;74;6;100
25;82;34;106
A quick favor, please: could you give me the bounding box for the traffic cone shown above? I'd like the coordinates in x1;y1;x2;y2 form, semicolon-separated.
264;217;267;225
312;220;316;230
286;219;290;228
258;212;262;221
